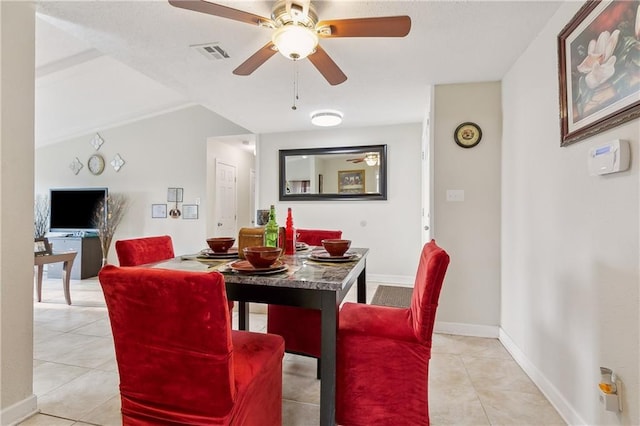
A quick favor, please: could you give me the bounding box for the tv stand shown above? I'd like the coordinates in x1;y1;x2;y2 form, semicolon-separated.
47;236;102;280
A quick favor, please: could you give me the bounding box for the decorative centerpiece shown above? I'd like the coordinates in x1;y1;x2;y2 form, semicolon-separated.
92;193;128;266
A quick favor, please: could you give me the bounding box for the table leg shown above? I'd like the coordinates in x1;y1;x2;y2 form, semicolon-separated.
35;266;44;302
62;260;73;305
357;262;366;303
238;301;249;330
320;290;338;426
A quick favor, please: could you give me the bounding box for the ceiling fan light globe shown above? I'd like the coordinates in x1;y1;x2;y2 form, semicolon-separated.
272;25;318;60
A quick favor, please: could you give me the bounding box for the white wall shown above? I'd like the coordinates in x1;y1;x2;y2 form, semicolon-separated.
35;105;249;261
0;2;38;423
433;82;503;334
258;123;423;283
501;2;639;425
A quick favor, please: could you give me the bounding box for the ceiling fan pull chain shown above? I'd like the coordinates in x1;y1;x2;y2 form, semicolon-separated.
292;61;300;110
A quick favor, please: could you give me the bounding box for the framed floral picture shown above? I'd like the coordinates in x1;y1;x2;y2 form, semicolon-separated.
558;0;640;146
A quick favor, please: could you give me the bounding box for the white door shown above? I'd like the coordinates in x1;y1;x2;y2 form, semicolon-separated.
215;160;237;237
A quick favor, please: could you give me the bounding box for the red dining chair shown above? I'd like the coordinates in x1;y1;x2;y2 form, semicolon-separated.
116;235;235;313
99;265;284;425
115;235;175;267
266;228;342;378
336;239;450;425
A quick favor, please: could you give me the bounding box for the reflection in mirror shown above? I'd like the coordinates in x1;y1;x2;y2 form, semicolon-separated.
279;145;387;201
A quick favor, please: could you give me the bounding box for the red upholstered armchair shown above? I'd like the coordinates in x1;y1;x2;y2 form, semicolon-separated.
99;265;284;425
336;240;450;426
267;229;342;378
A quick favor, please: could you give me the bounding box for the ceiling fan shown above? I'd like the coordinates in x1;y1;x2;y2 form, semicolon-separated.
168;0;411;86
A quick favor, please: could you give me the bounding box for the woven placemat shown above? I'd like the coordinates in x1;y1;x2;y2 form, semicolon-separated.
371;285;413;308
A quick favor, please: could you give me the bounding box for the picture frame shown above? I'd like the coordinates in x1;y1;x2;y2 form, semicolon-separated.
152;204;167;218
338;170;365;194
167;187;184;203
34;238;52;256
183;204;199;220
558;0;640;147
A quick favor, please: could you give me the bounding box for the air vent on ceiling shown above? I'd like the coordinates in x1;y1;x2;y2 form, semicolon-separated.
191;43;230;60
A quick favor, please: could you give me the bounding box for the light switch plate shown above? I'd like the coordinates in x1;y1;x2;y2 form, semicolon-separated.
446;190;465;202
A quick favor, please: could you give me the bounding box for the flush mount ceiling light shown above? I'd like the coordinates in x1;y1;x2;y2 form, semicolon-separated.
311;111;343;127
272;25;319;60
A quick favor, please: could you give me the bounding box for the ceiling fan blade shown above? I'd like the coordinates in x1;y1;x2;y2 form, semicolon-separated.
307;45;347;86
233;42;277;76
168;0;270;26
317;16;411;37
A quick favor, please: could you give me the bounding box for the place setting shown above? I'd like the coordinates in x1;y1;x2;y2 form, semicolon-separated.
221;246;289;275
308;239;360;263
196;237;240;260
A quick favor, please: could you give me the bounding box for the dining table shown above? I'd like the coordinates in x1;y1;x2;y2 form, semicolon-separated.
150;246;368;426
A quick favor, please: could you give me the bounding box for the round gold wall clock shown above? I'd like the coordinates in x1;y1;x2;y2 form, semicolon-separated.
88;154;105;175
454;122;482;148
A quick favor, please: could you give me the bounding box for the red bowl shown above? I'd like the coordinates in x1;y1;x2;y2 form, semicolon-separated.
321;239;351;257
243;246;282;268
207;237;235;253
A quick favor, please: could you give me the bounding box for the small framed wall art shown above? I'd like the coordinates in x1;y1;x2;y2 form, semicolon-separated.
183;204;199;220
167;188;184;203
152;204;167;218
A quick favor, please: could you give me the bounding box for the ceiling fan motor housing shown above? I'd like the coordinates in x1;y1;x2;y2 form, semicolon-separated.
271;0;318;28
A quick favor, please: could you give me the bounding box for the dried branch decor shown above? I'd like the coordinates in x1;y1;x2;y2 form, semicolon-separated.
34;194;50;239
92;193;128;265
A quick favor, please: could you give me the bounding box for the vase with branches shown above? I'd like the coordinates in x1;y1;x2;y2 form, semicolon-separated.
92;193;128;266
34;194;50;239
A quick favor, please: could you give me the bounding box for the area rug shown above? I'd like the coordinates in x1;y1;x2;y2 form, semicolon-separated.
371;285;413;308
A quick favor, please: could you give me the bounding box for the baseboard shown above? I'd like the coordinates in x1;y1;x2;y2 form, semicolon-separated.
1;394;38;426
367;274;414;286
434;321;499;338
499;328;585;426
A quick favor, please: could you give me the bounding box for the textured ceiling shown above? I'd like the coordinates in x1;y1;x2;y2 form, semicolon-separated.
34;0;563;147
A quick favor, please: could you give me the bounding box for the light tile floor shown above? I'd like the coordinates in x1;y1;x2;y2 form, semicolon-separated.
21;275;565;426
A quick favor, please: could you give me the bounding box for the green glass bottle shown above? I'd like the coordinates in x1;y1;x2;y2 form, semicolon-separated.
264;205;279;247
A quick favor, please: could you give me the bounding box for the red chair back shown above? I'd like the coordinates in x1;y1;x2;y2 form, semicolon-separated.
410;239;450;343
99;265;236;422
296;229;342;246
115;235;175;266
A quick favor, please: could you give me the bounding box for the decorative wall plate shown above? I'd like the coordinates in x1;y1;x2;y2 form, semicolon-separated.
88;154;105;175
454;122;482;148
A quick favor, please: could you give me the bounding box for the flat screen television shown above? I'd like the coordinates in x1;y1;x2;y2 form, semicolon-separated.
49;188;108;233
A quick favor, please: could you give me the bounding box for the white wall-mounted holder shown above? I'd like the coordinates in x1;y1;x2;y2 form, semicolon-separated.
588;139;630;176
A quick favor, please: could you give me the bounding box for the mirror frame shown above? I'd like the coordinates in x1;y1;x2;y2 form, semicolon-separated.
279;144;387;201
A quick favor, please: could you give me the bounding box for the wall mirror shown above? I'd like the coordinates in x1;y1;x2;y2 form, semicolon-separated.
279;145;387;201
